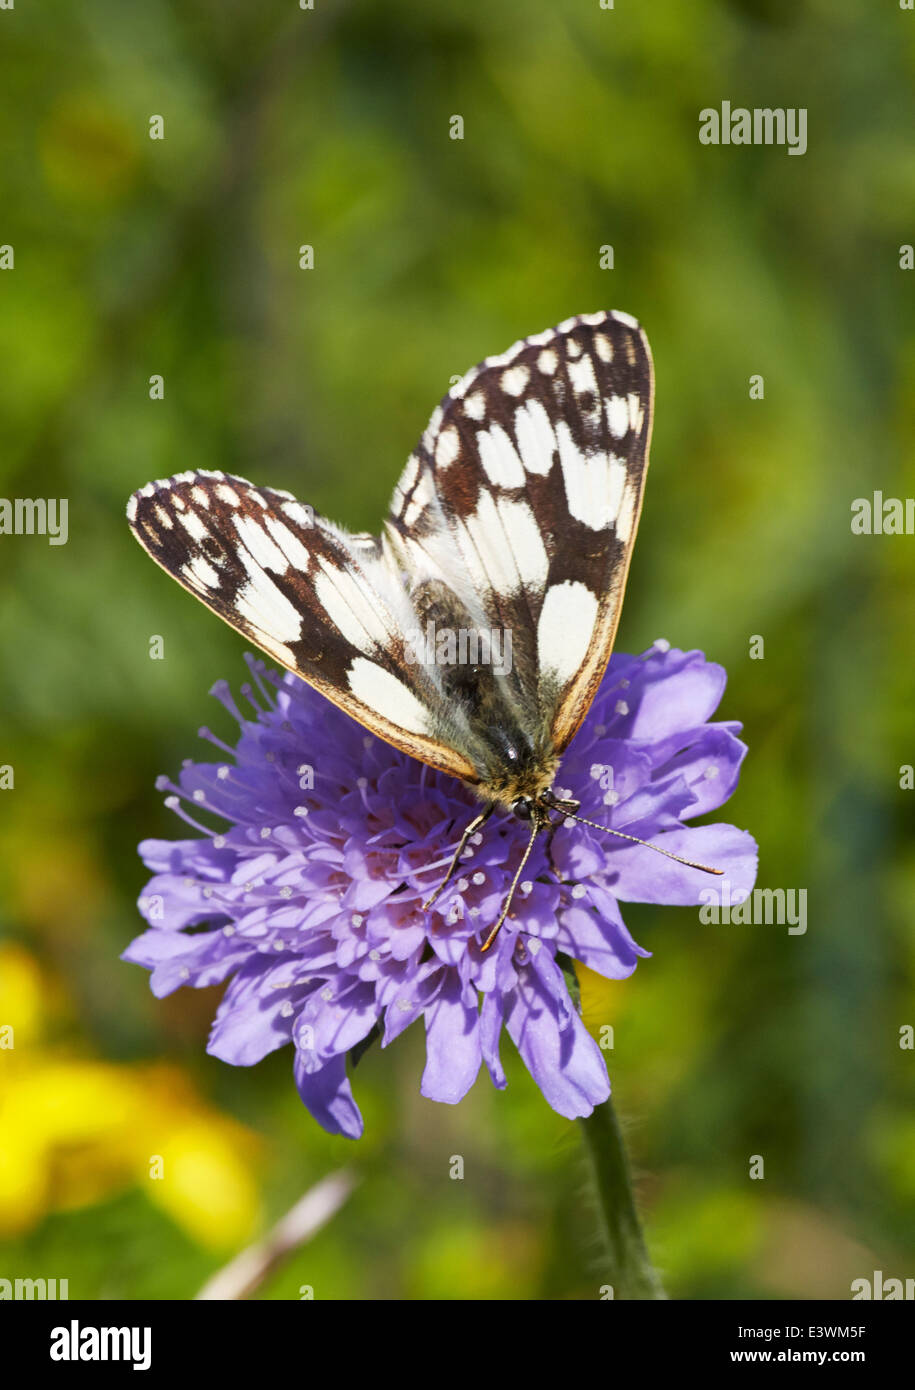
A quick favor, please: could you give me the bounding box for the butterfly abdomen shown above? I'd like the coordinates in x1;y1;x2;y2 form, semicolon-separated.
406;575;556;802
408;575;500;709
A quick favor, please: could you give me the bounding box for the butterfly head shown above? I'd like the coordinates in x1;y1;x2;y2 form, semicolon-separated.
509;790;568;830
508;792;565;825
510;788;580;826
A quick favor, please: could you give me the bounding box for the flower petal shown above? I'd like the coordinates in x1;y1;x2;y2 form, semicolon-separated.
293;1052;363;1139
626;650;727;740
294;981;378;1064
651;726;748;819
505;963;610;1118
121;927;247;998
604;824;758;904
421;973;481;1103
208;959;314;1065
556;901;648;979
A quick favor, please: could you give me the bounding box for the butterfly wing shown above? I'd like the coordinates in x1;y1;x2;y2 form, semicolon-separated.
127;471;479;781
385;310;654;756
128;311;653;790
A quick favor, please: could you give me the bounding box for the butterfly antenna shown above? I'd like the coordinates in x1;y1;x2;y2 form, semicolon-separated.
555;807;723;876
480;816;542;953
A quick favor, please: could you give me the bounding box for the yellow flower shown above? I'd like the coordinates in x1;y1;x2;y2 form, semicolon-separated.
0;945;260;1249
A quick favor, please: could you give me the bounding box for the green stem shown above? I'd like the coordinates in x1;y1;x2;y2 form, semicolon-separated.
579;1094;666;1299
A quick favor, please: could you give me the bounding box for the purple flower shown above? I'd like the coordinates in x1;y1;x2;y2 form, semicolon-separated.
124;642;757;1137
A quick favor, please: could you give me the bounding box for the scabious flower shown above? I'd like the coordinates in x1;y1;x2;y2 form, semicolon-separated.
124;642;757;1138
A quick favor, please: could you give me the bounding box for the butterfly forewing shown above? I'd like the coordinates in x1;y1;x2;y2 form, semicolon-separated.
385;310;654;754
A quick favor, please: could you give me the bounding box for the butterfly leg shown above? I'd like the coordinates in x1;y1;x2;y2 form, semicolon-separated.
542;795;580;883
480;811;547;953
544;820;565;883
422;803;495;912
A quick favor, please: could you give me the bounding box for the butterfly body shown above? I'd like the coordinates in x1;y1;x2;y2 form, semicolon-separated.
473;716;559;810
128;311;724;945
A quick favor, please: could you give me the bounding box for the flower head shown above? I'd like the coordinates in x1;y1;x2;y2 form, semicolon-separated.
124;642;757;1137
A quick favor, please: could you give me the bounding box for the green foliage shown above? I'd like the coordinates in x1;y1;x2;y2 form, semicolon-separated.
1;0;913;1299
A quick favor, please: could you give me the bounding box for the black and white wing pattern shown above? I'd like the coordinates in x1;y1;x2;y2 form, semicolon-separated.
127;471;480;781
127;310;653;791
384;309;653;754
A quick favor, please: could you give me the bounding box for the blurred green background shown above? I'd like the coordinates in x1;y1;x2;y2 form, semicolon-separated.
1;0;914;1299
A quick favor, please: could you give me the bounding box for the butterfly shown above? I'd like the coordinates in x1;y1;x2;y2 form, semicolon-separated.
128;311;720;950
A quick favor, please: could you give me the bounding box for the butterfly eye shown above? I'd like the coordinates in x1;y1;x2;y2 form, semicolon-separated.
511;797;534;821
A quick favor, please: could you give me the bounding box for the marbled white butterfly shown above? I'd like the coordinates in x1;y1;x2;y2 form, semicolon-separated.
128;311;720;949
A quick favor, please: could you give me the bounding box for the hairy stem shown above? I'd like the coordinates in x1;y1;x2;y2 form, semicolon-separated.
579;1096;666;1300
